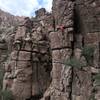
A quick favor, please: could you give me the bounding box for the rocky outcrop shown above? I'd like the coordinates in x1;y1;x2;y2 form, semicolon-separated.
41;0;100;100
1;0;100;100
0;9;24;99
42;0;74;100
3;16;52;100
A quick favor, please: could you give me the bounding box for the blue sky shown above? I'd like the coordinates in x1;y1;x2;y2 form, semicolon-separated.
0;0;53;16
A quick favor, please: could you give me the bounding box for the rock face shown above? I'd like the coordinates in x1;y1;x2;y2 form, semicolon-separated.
1;0;100;100
43;1;74;100
3;17;52;100
0;9;24;99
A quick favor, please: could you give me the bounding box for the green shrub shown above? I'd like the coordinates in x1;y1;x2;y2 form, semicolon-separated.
0;69;4;94
0;67;4;99
82;46;95;65
2;90;14;100
65;57;86;68
93;74;100;86
89;94;96;100
90;74;100;100
94;74;100;80
0;69;14;100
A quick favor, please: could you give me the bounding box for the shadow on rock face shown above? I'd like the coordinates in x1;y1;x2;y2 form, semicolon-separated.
26;94;43;100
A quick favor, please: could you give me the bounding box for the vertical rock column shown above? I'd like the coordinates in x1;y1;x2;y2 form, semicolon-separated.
11;18;33;100
44;0;75;100
31;17;52;99
84;32;100;100
73;0;100;99
7;14;52;100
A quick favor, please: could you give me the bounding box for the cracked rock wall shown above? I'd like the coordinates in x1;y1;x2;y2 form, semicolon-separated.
1;0;100;100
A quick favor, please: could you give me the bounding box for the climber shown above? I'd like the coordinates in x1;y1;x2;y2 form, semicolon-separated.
56;25;65;31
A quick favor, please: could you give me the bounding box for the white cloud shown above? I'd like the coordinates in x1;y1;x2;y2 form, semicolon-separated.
39;0;53;12
0;0;53;16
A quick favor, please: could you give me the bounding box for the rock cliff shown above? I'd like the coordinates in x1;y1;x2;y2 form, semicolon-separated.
0;0;100;100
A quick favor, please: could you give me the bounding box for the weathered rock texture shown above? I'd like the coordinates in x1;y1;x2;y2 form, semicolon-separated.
3;17;52;100
1;0;100;100
0;9;24;99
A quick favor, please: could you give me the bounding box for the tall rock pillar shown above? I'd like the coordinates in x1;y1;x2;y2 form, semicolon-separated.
43;0;75;100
